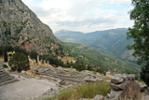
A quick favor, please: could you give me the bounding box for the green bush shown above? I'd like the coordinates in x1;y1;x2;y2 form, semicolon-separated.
41;54;64;66
50;81;110;100
8;52;30;72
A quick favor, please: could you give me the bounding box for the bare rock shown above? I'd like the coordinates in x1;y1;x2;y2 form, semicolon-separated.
111;82;128;91
79;95;104;100
59;80;66;85
137;81;148;92
107;90;122;100
143;95;149;100
111;76;124;84
119;81;142;100
109;74;143;100
83;76;97;82
79;98;90;100
93;95;104;100
34;67;50;74
124;74;136;81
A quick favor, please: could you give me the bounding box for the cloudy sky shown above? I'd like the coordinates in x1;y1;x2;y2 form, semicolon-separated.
22;0;134;32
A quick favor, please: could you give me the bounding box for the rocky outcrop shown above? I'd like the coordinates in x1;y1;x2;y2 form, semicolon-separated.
0;0;60;55
93;95;104;100
119;81;141;100
108;74;148;100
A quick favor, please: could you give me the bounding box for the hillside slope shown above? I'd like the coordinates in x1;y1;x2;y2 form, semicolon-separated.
62;42;139;74
0;0;60;55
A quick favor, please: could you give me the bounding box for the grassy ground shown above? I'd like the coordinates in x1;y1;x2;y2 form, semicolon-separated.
0;57;3;63
46;81;110;100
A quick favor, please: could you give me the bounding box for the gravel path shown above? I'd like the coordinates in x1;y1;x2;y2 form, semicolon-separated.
0;78;58;100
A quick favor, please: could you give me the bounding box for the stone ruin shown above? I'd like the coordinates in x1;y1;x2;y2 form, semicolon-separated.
0;65;17;86
33;67;104;86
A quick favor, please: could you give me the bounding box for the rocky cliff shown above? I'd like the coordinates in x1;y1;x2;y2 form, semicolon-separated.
0;0;60;55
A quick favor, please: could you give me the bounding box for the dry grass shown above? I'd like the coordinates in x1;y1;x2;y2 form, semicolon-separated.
0;56;4;63
47;81;110;100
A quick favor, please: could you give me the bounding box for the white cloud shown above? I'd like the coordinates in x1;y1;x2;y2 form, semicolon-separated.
22;0;133;32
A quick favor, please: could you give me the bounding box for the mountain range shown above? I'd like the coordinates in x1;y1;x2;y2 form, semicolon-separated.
55;28;135;61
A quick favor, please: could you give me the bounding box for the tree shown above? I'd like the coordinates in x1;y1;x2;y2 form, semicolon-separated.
8;52;30;72
0;21;24;62
128;0;149;85
0;22;11;62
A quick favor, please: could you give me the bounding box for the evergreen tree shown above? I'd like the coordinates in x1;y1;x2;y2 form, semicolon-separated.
9;52;30;72
128;0;149;85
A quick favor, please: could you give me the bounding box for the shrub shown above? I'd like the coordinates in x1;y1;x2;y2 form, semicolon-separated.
8;52;30;72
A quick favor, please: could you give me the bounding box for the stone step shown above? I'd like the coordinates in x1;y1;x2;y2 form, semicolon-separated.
0;72;10;76
0;72;8;77
0;74;13;79
0;67;4;71
40;71;82;83
0;71;5;74
0;69;4;72
0;71;6;74
0;76;14;82
0;73;18;86
0;78;17;86
0;65;17;86
0;73;16;81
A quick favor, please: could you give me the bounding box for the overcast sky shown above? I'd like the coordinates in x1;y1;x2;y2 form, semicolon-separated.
22;0;134;32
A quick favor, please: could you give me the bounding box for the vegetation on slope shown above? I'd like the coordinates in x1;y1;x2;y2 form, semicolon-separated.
61;42;139;74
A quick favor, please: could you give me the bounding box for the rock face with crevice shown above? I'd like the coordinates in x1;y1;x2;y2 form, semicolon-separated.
0;0;60;55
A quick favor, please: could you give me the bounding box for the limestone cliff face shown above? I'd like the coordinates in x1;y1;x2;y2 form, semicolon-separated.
0;0;60;55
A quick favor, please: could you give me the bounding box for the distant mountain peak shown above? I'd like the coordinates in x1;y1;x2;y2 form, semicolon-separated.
56;30;84;34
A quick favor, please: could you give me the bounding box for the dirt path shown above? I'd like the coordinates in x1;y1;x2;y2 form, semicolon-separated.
0;78;58;100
